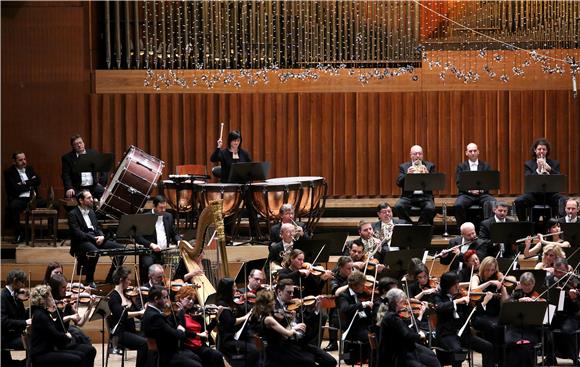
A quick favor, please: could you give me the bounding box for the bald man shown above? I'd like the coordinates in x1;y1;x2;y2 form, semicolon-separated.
453;143;496;226
394;145;437;225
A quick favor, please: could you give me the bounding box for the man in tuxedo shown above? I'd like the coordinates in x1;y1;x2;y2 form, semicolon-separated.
394;145;437;225
439;222;487;272
559;198;579;224
478;202;513;258
270;204;310;243
514;138;567;222
267;223;295;275
453;143;496;226
372;202;406;250
136;195;181;283
61;134;108;200
68;190;123;288
1;269;31;366
3;152;42;243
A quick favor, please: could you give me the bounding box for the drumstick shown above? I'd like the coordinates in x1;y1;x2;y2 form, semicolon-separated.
219;122;224;141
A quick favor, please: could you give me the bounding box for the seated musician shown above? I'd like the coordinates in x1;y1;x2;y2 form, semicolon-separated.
534;243;566;273
453;143;496;226
252;288;336;367
135;195;181;284
344;223;386;273
277;249;333;297
524;218;570;259
514;138;567;222
237;269;266;306
214;278;258;367
141;285;201;367
337;271;373;364
345;220;382;256
394;145;437;225
143;263;165;289
107;266;147;367
68;190;123;288
434;272;494;367
546;258;580;365
372;203;406;250
48;275;93;346
469;256;509;357
325;256;354;351
1;269;31;366
457;249;480;283
270;204;311;243
478;202;515;258
61;134;108;200
439;222;487;272
174;285;225;367
29;284;96;367
43;262;64;284
267;223;296;275
559;198;579;223
408;263;437;304
377;288;441;367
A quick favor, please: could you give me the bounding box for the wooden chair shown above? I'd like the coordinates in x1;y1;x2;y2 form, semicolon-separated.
25;187;58;247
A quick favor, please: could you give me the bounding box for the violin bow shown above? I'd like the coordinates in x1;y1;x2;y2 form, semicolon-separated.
134;264;145;309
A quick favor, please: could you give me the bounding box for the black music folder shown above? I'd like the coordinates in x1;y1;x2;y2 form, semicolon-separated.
73;151;115;173
228;162;270;183
457;170;500;192
403;173;446;192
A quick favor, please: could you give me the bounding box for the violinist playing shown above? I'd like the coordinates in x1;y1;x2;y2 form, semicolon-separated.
377;288;441;367
236;269;266;310
277;249;333;297
108;266;147;367
174;285;225;367
1;269;30;366
48;274;93;346
29;284;96;367
433;272;494;367
407;263;437;335
546;258;580;365
457;250;480;283
326;256;354;351
336;271;373;364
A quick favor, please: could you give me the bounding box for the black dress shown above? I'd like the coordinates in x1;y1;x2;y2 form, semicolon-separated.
108;290;148;367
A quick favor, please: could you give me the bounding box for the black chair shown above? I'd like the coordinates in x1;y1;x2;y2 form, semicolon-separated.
105;316;126;367
145;338;160;367
552;328;580;366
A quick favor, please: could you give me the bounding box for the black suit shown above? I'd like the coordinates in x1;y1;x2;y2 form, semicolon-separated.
439;236;487;272
61;149;107;199
135;211;181;283
1;287;27;364
270;221;310;243
68;206;123;283
3;165;41;236
453;160;496;226
337;289;372;363
394;161;437;225
141;306;200;367
433;292;493;367
478;216;515;258
514;158;567;221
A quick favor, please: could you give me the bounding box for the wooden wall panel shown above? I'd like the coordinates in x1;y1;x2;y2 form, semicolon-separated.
88;90;579;198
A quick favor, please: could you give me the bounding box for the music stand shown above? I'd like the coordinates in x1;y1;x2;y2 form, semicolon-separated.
403;173;446;192
499;302;547;346
561;222;580;247
457;171;500;192
116;214;157;267
294;239;328;264
309;232;349;259
390;224;432;250
382;249;424;280
564;247;580;270
524;175;567;194
228;162;270;184
491;222;534;257
235;258;268;285
509;269;547;292
73;151;115;174
88;296;111;367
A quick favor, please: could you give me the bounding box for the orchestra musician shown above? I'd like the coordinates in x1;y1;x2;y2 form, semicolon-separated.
534;243;566;272
457;250;480;283
345;221;387;268
267;223;296;276
266;279;336;367
141;285;202;367
372;203;405;250
514;138;567;222
270;204;311;243
67;190;123;288
1;269;30;366
408;263;437;304
174;285;225;367
211;130;251;184
559;198;579;223
29;284;96;367
143;263;165;289
107;266;147;367
43;261;64;284
237;269;266;309
478;202;515;258
394;145;437;225
453;143;496;226
326;256;354;351
337;271;373;364
214;278;258;367
433;272;494;367
277;249;333;297
545;258;580;365
61;134;108;200
439;222;487;272
377;288;441;367
4;151;43;244
135;195;181;284
523;218;570;259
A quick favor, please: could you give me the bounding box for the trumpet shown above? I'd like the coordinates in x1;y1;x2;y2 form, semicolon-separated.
291;219;304;241
411;159;428;174
536;154;550;174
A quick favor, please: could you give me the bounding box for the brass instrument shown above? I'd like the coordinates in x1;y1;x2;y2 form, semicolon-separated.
291;219;303;241
536;154;549;174
411;159;428;174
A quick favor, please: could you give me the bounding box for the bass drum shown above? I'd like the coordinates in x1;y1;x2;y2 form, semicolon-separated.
98;146;164;219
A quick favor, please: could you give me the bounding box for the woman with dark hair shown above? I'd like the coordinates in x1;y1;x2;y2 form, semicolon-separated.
215;277;258;367
277;249;333;297
107;266;147;367
211;130;252;183
43;261;64;284
524;218;570;259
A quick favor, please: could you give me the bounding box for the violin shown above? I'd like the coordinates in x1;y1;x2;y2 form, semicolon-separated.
301;262;327;277
286;296;317;312
365;258;380;272
233;290;257;305
66;282;85;294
